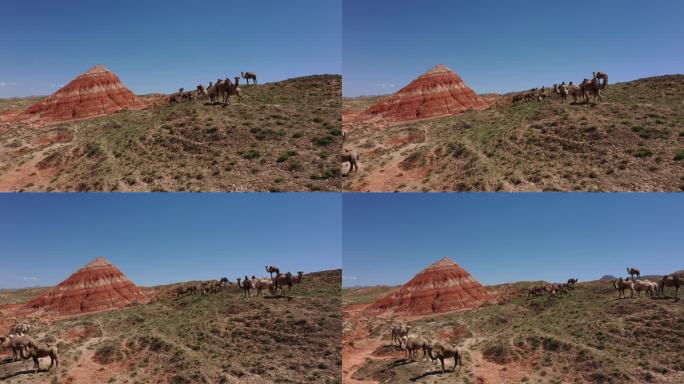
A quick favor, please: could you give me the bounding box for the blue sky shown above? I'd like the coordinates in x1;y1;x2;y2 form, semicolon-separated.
342;193;684;287
0;0;341;97
343;0;684;96
0;193;341;288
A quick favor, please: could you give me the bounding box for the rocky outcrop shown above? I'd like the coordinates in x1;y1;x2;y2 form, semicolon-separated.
372;257;487;316
25;64;146;123
24;256;146;315
363;64;488;123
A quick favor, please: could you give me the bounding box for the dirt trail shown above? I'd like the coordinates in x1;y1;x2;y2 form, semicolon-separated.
349;125;429;192
343;304;385;384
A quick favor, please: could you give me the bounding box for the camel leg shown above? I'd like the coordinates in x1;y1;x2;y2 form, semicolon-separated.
346;161;353;176
441;357;446;374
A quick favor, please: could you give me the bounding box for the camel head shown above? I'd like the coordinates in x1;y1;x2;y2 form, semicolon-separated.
241;72;245;78
234;77;240;84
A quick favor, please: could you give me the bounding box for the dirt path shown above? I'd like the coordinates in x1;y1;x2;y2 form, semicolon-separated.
349;125;429;192
343;304;386;384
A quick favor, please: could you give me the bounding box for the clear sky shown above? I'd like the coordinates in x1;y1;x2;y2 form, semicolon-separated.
342;193;684;287
0;0;341;97
0;193;341;288
343;0;684;97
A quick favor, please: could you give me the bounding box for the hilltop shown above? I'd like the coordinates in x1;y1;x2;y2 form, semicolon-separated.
0;270;342;384
343;276;684;384
0;74;342;191
343;75;684;191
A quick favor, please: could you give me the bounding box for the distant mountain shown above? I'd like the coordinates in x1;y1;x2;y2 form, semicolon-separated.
599;275;617;281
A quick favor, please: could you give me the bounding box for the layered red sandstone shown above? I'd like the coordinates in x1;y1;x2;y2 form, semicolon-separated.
364;64;488;123
372;256;487;316
25;64;146;122
25;256;146;315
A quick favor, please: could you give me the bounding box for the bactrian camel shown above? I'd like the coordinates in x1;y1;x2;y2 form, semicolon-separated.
236;276;255;298
272;271;304;296
399;334;430;362
632;279;655;298
251;276;274;297
391;324;411;346
627;267;641;280
427;342;462;375
658;274;682;298
265;265;280;278
613;277;634;299
341;149;359;176
241;71;257;85
26;340;59;373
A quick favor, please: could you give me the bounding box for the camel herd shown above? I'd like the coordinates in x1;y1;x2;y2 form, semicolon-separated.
513;71;609;104
174;265;304;299
612;267;682;299
169;71;258;105
390;323;461;375
527;278;578;298
0;324;59;374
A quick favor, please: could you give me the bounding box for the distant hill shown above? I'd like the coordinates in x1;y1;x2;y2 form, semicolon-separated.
599;275;617;281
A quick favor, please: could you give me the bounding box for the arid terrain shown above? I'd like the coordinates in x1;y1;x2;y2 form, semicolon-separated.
0;74;342;191
343;75;684;191
343;275;684;384
0;270;342;384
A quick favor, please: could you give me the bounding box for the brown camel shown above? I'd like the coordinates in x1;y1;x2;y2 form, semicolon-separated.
341;149;359;176
241;71;257;85
272;271;303;295
613;277;634;299
427;341;462;374
26;340;59;373
593;71;608;89
265;265;280;278
236;276;255;298
658;274;682;298
627;267;640;280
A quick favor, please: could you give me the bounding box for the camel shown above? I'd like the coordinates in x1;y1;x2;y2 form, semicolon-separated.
568;82;581;103
236;276;255;298
391;324;411;346
593;71;608;90
633;279;655;297
252;276;274;297
8;334;33;361
627;267;641;280
580;75;603;103
613;277;635;299
399;334;429;362
241;71;257;85
265;265;280;278
206;81;219;104
427;341;462;374
169;88;185;104
567;278;578;286
220;277;232;285
341;149;359;176
217;77;242;105
272;271;304;296
196;84;207;98
26;340;59;373
658;274;682;298
558;82;569;103
12;323;30;336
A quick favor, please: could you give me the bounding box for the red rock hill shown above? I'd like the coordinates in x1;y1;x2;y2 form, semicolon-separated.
24;256;146;315
26;64;146;122
364;64;488;123
372;256;487;316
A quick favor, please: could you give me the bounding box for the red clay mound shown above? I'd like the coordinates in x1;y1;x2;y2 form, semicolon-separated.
24;256;146;316
25;64;146;123
364;64;488;123
372;257;487;316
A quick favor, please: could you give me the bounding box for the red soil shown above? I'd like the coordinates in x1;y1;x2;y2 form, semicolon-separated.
24;64;146;124
357;64;488;125
23;257;147;316
372;257;488;316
